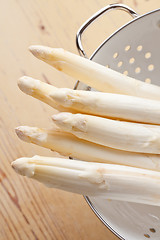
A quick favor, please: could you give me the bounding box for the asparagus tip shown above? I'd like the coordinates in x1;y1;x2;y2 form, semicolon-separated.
29;45;52;60
29;45;43;57
15;126;48;144
29;45;66;62
15;126;33;143
11;157;35;177
52;112;86;132
18;76;40;95
52;112;72;124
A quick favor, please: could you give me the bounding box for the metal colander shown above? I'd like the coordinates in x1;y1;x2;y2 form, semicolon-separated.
75;3;160;240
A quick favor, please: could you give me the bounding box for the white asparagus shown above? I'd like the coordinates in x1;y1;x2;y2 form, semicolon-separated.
11;155;160;206
18;76;160;125
18;76;67;112
50;87;160;124
29;45;160;100
52;112;160;154
15;126;160;171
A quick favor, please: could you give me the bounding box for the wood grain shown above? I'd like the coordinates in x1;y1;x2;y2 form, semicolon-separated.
0;0;160;239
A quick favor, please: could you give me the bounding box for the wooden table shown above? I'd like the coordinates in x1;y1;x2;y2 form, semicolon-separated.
0;0;160;239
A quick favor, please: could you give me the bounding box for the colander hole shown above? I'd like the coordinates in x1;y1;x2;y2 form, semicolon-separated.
135;67;141;73
145;78;151;84
129;58;135;64
157;20;160;28
137;45;143;51
149;228;156;233
145;52;151;59
144;234;150;238
113;52;118;59
118;61;123;67
123;70;128;75
148;64;154;71
125;45;131;51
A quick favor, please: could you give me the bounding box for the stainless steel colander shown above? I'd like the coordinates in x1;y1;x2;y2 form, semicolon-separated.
75;3;160;240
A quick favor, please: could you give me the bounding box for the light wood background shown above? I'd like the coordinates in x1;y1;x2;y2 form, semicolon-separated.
0;0;160;239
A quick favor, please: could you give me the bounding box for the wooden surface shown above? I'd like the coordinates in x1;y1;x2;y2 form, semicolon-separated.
0;0;160;239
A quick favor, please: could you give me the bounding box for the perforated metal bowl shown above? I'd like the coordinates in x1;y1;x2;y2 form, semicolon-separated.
75;4;160;240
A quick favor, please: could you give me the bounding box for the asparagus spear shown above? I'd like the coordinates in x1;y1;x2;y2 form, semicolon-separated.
29;45;160;100
18;76;67;112
19;76;160;124
52;112;160;154
15;126;160;171
11;155;160;206
50;86;160;124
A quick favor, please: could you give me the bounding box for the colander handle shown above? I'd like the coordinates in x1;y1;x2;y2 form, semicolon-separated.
76;3;139;58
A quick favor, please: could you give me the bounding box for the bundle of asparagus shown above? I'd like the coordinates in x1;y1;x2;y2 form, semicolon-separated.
12;46;160;206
